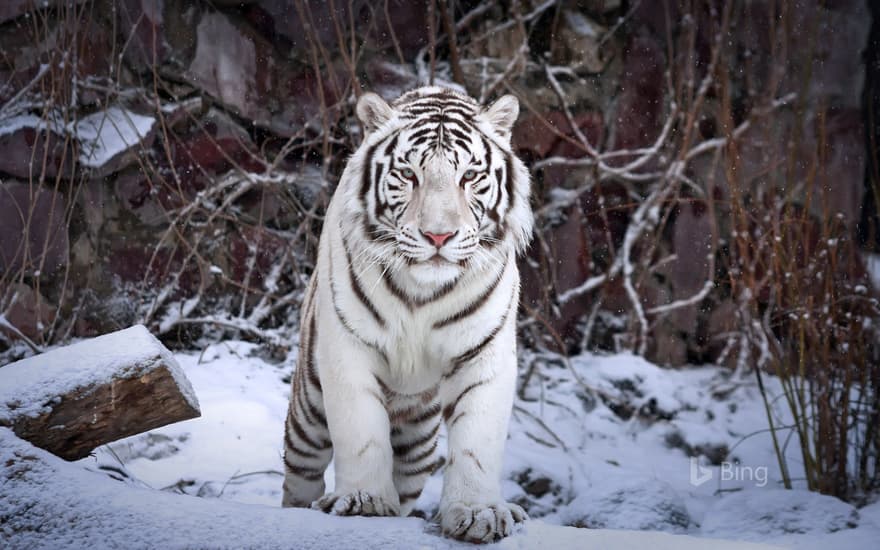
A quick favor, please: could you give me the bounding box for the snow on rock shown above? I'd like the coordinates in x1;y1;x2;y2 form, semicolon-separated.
700;489;860;540
0;113;61;136
0;428;783;550
0;324;198;422
0;107;155;174
73;107;155;169
559;478;692;533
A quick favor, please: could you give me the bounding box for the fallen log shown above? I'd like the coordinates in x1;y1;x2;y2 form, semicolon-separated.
0;324;200;460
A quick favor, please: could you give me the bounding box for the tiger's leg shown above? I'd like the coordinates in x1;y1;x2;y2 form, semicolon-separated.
389;388;441;516
282;313;333;507
310;322;399;516
438;316;527;542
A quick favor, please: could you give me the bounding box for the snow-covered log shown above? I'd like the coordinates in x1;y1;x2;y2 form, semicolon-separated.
0;428;784;550
0;325;199;460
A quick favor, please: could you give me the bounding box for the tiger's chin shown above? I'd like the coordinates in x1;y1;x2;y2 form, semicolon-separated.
406;256;463;287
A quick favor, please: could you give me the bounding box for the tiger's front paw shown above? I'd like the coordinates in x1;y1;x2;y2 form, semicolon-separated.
311;490;400;517
440;500;528;542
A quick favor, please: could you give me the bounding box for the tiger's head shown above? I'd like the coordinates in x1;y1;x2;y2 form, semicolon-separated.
341;86;533;287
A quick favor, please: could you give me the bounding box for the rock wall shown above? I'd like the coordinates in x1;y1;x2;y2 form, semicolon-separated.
0;0;874;366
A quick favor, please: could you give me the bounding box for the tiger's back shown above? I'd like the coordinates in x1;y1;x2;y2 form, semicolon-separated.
282;87;533;542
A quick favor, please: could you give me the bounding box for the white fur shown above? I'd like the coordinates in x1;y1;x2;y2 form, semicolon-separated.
288;87;533;541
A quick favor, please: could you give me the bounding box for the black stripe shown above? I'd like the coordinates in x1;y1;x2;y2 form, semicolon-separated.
295;314;327;427
285;427;320;459
398;438;438;465
411;135;432;147
328;242;387;357
399;460;440;477
449;411;467;427
489;168;503;223
383;271;461;310
294;383;317;426
392;423;440;456
433;258;507;329
384;133;399;156
305;315;322;390
373;161;386;221
408;126;435;141
443;379;489;421
283;455;325;481
418;277;460;306
407;403;441;425
399;489;423;503
300;377;327;426
462;449;485;473
444;287;516;379
445;126;470;142
288;407;331;450
344;241;386;327
359;141;381;202
382;270;412;309
403;95;477;110
504;153;515;215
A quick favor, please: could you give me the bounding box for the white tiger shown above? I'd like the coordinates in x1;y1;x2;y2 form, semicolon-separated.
281;86;533;542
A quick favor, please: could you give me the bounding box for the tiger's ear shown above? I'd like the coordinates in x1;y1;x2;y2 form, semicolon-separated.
483;94;520;138
357;92;394;134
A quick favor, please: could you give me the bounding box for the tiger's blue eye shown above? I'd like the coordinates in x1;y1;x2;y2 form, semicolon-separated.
462;169;477;181
401;168;415;180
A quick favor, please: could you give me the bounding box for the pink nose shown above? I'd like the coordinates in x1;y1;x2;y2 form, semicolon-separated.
421;230;455;248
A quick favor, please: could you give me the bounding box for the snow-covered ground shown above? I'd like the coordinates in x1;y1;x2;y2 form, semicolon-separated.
32;340;870;549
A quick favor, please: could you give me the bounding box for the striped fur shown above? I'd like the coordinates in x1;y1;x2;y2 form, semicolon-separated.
282;87;532;542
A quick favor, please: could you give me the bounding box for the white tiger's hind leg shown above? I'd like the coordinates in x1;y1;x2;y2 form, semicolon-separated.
438;319;527;542
282;315;333;507
389;389;442;516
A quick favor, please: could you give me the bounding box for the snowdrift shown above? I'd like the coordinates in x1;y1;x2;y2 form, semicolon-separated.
0;428;783;549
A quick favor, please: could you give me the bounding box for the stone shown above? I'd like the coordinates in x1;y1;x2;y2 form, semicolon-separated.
649;320;688;367
0;0;86;25
611;30;665;155
177;8;346;137
811;107;865;225
576;0;622;14
185;11;269;123
0;116;73;180
369;0;430;58
552;10;608;74
74;107;157;176
0;283;56;342
363;58;418;101
0;181;69;277
512;110;603;164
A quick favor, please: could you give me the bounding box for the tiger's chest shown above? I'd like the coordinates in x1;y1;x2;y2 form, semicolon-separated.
373;267;515;394
377;292;479;391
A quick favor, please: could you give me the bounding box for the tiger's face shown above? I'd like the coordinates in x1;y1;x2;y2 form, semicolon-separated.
345;87;533;287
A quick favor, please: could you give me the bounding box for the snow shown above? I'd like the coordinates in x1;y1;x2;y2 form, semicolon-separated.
73;107;155;168
0;325;198;422
0;107;155;169
700;489;859;540
3;337;879;548
0;428;781;549
0;113;56;136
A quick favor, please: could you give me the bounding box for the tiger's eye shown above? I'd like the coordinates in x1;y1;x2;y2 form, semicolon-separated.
401;168;415;180
462;169;477;181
